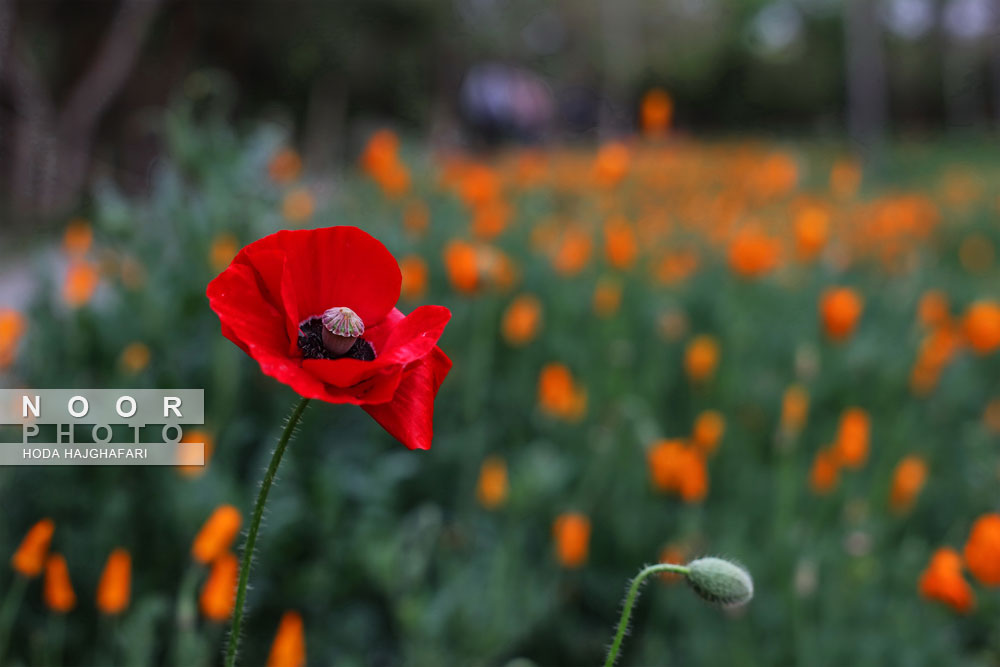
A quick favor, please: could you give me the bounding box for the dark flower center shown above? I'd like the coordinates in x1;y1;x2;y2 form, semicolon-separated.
297;317;376;361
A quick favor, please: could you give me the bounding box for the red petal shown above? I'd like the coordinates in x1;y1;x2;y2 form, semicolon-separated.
301;306;451;389
362;347;452;450
207;262;289;358
276;227;401;327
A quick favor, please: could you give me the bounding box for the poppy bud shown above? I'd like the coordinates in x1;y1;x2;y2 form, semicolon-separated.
685;557;754;607
321;307;365;355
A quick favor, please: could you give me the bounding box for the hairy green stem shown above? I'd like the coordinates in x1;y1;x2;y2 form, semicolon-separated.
604;563;690;667
225;397;310;667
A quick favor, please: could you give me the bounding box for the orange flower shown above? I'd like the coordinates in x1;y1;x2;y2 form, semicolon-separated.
919;547;974;613
361;129;400;174
754;152;798;199
476;456;509;509
603;216;638;269
692;410;725;455
552;228;593;276
267;610;306;667
653;250;699;285
963;513;1000;586
962;301;1000;355
458;164;501;208
833;407;870;468
809;447;839;495
684;335;719;383
0;309;26;369
200;552;238;622
443;240;480;293
399;255;429;300
96;548;131;615
191;505;242;565
403;200;430;235
592;278;622;318
830;158;861;199
593;142;630;188
537;363;587;421
889;456;928;514
63;219;93;256
268;148;302;184
647;439;708;502
177;429;215;477
210;234;240;272
11;519;54;577
282;188;315;223
640;88;673;137
63;261;99;307
820;287;863;341
119;342;151;374
501;294;542;345
959;234;995;274
553;513;590;568
658;544;687;582
471;200;510;240
43;554;76;613
793;205;828;260
918;290;950;328
983;397;1000;434
780;384;809;435
728;228;780;278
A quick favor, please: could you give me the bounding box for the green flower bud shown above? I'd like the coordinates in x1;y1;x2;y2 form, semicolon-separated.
685;557;754;607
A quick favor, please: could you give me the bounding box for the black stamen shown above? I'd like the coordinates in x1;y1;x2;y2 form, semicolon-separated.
297;317;375;361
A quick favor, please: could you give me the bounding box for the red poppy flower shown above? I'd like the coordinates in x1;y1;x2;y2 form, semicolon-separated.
207;226;451;450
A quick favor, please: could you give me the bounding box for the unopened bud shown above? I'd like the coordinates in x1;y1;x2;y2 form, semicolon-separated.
321;306;364;356
685;557;754;607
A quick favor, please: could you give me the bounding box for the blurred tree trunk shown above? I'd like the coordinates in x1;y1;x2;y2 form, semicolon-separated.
844;0;888;163
1;0;162;221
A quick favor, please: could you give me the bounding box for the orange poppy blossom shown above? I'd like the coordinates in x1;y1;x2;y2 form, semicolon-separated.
63;261;99;307
281;188;315;223
691;410;725;456
793;204;829;260
809;447;839;495
96;548;131;615
210;234;240;272
640;88;673;137
962;300;1000;355
191;505;242;565
917;290;951;329
476;456;509;509
43;554;76;613
11;519;55;578
603;216;638;270
728;227;781;278
537;363;587;421
918;547;974;613
399;255;429;300
267;611;306;667
780;384;809;435
833;407;869;468
684;335;720;383
593;142;630;188
820;287;863;341
592;278;623;318
119;342;151;374
501;294;542;345
0;309;26;370
268;147;303;184
443;240;517;294
62;219;93;257
177;429;215;477
552;512;591;568
963;513;1000;586
552;227;593;277
647;439;709;502
888;456;928;514
200;552;239;622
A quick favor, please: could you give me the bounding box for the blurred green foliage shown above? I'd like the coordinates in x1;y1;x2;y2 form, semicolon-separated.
2;96;1000;666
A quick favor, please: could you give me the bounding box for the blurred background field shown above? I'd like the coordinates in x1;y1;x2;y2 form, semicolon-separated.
2;1;1000;666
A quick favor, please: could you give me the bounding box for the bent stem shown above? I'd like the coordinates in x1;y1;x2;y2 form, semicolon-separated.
604;563;690;667
225;397;310;667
